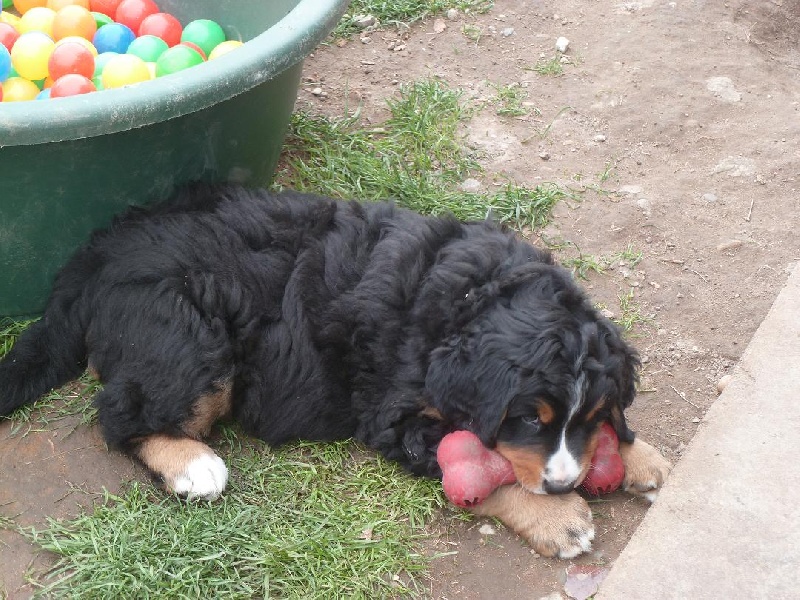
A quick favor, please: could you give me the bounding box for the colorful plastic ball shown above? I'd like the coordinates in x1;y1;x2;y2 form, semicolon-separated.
2;0;9;7
0;11;21;29
13;0;48;14
56;34;97;55
178;40;205;60
92;21;133;53
50;71;94;96
18;6;55;36
11;31;55;80
91;10;112;29
48;39;93;78
180;19;225;58
88;0;120;18
48;0;90;9
138;12;181;47
52;5;96;40
100;51;148;87
208;39;242;61
114;0;157;32
155;43;203;77
36;87;51;98
0;43;10;81
2;76;40;100
125;33;165;62
0;22;20;51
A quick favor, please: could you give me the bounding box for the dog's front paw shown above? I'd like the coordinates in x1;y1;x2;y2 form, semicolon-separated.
171;452;229;501
619;437;672;503
470;485;594;559
136;435;229;501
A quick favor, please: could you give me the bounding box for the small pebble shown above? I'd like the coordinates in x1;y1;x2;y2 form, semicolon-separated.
501;27;515;37
353;14;376;28
446;8;459;20
460;178;482;192
539;151;551;160
717;374;732;394
702;193;718;203
479;523;497;535
594;134;607;142
555;36;570;52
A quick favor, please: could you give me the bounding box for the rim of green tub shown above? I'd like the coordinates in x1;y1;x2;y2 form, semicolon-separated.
0;0;347;146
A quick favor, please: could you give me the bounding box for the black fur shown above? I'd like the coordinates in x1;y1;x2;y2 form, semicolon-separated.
0;185;638;480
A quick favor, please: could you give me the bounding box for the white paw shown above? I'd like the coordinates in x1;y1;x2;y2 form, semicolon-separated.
171;453;229;501
557;522;595;559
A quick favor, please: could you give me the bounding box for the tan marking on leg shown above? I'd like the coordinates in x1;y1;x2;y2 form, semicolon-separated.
183;380;232;439
470;485;594;558
619;437;672;501
136;434;228;500
495;443;546;490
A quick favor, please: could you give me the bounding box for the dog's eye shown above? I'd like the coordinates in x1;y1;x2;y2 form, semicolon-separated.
521;416;541;428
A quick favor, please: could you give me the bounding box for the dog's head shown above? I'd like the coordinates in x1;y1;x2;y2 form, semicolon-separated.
425;261;639;494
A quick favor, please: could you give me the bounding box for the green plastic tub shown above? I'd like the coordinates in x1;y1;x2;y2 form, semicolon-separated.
0;0;348;317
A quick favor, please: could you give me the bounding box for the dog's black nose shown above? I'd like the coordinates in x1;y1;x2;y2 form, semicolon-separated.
543;479;576;495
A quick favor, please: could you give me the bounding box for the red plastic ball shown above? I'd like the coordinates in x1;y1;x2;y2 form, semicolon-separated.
49;72;96;97
138;12;181;47
89;0;122;17
48;40;94;79
0;23;20;52
114;0;158;33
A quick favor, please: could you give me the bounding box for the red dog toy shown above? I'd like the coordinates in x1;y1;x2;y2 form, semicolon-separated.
437;424;625;507
436;430;516;507
579;422;625;496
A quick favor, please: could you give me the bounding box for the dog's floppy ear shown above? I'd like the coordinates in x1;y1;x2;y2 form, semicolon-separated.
424;330;517;447
598;319;640;444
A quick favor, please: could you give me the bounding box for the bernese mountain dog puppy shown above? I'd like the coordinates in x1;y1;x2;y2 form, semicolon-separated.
0;185;671;559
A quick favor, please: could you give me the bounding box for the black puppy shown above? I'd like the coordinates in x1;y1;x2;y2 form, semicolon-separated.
0;185;670;558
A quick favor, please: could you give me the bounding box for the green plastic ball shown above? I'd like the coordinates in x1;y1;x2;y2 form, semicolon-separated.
180;19;225;57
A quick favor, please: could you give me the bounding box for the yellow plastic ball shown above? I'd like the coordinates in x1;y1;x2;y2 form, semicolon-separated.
18;6;56;36
11;31;56;81
101;53;151;89
2;76;41;101
208;40;243;61
0;12;23;29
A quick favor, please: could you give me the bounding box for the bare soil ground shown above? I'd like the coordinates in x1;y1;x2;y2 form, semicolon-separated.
2;1;799;598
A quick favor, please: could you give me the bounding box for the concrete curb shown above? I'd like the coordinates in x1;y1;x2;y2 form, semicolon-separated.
596;263;800;599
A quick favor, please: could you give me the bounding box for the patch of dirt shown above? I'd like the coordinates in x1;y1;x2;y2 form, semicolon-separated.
2;1;799;598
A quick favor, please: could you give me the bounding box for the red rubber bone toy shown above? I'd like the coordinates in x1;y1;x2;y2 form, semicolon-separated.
436;423;624;507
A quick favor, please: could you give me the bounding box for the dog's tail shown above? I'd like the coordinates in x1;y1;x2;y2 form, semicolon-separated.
0;249;95;417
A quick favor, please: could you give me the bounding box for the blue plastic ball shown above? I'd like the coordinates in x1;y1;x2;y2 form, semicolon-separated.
0;44;11;83
92;23;136;54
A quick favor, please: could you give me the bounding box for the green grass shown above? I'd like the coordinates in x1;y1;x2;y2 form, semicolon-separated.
525;56;564;76
335;0;494;37
277;79;567;230
615;288;653;334
488;82;530;117
24;436;447;599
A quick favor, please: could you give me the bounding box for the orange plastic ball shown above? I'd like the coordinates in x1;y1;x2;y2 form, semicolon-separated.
13;0;48;15
52;5;97;41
